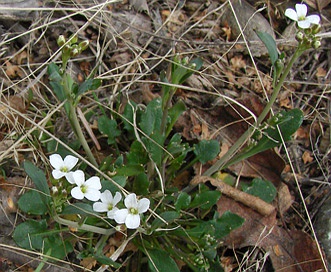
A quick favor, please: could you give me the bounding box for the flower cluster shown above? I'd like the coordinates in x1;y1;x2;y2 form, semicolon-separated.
50;154;150;229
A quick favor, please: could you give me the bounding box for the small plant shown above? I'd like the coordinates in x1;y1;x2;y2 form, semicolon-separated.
13;4;322;271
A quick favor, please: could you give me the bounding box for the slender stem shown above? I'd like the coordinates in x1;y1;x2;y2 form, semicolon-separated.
53;214;116;235
62;75;98;167
68;102;98;167
203;48;304;177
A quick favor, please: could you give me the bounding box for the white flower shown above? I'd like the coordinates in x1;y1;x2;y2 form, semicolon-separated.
49;154;78;181
70;170;101;201
114;193;150;229
285;4;320;29
93;190;122;219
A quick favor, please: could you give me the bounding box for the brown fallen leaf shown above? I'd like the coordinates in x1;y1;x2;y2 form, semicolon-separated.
305;0;331;10
0;95;26;127
217;196;326;271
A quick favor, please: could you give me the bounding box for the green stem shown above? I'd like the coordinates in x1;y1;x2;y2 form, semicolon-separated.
68;102;98;167
62;75;98;167
203;48;304;177
53;214;115;235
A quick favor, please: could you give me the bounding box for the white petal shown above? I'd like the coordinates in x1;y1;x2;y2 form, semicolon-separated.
285;8;298;21
85;189;101;201
295;4;307;17
72;170;85;186
137;198;150;214
100;190;112;204
49;154;63;169
125;214;140;229
107;207;119;219
124;193;138;209
71;186;84;200
93;202;109;212
114;209;128;224
113;192;122;206
65;172;76;184
298;19;311;29
306;15;320;25
52;169;65;180
63;155;78;170
85;176;101;190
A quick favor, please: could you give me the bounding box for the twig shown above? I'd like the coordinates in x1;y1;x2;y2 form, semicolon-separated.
191;176;275;216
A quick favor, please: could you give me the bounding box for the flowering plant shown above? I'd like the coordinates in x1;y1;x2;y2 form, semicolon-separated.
12;6;323;269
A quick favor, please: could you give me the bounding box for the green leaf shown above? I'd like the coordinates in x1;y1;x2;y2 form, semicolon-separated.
190;190;221;210
116;164;145;176
101;176;127;192
127;141;149;165
76;78;102;97
166;100;186;136
151;211;180;230
142;132;165;166
122;101;138;134
215;211;244;239
13;219;48;250
147;249;180;272
44;235;73;260
94;255;121;268
18;190;48;215
61;203;94;216
256;31;278;65
49;81;65;101
242;178;277;203
23;161;51;207
194;140;220;164
98;115;121;145
140;98;163;136
133;173;150;195
175;192;191;211
47;63;62;82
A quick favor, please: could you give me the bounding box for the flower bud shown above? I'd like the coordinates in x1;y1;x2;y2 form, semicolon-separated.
312;24;321;34
69;34;78;45
70;47;80;57
295;31;304;42
57;35;66;47
312;39;321;49
51;186;59;195
79;40;89;51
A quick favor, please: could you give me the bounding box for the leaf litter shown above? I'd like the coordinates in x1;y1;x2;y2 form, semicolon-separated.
0;0;330;271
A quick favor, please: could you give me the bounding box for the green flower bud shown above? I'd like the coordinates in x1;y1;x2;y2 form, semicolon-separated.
79;40;89;51
312;39;321;49
295;31;304;42
63;44;71;54
57;35;66;47
69;34;78;45
70;47;80;57
312;24;321;35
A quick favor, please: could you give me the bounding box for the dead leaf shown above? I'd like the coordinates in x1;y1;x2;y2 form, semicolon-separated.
129;0;149;14
80;257;97;270
302;150;313;164
277;182;293;215
217;196;326;271
305;0;331;10
0;95;26;127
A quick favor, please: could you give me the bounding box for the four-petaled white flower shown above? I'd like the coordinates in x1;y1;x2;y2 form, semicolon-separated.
49;154;78;181
114;193;150;229
93;190;122;219
69;170;101;201
285;4;320;29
